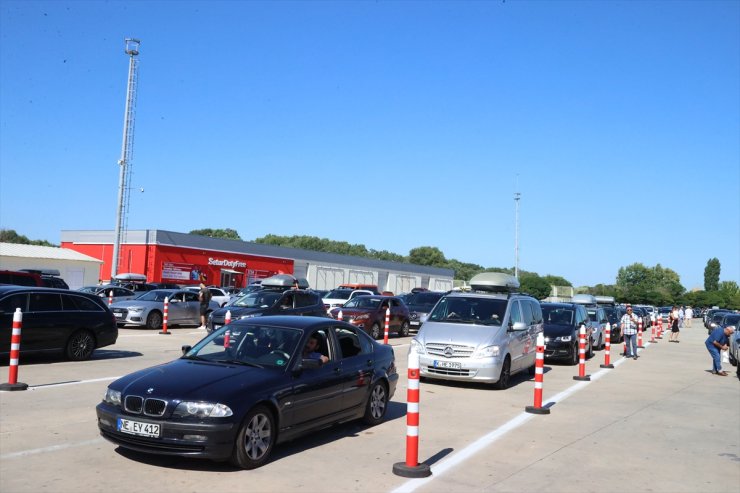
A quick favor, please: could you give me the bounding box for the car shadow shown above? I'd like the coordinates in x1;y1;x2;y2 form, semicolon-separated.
113;400;407;471
0;349;142;366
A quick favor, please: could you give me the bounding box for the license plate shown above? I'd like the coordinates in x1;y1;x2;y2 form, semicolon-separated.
117;418;160;438
433;360;461;369
213;324;222;331
410;321;420;326
114;313;122;318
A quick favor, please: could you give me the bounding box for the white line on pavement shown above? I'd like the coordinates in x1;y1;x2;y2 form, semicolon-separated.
0;438;104;460
29;376;121;390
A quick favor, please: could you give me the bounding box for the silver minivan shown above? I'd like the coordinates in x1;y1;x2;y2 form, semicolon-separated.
410;273;543;389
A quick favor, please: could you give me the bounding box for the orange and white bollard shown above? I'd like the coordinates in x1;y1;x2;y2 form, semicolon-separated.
384;306;390;345
573;324;591;381
650;319;657;343
108;290;113;306
525;332;550;414
159;297;171;335
657;317;663;339
0;308;28;391
637;320;644;349
224;329;231;348
392;346;432;478
225;310;232;325
600;323;614;369
337;309;343;322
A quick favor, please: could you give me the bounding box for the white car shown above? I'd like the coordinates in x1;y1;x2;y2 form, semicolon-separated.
322;289;374;311
183;286;230;307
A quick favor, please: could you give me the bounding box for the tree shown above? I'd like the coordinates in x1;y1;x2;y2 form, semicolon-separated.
704;258;720;291
0;229;56;247
519;273;552;300
189;228;241;240
616;262;685;305
408;246;446;267
543;275;572;287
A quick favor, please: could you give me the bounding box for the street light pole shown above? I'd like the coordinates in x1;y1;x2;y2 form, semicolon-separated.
514;190;521;279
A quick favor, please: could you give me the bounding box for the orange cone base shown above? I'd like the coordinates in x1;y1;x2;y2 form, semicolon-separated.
159;331;172;335
525;405;550;415
393;462;432;478
600;364;614;369
0;382;28;391
637;345;645;349
573;375;591;381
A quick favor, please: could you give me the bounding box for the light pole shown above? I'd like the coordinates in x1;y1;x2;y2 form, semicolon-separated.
514;190;521;279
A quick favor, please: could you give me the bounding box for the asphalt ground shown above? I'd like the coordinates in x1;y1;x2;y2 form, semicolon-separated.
0;319;738;493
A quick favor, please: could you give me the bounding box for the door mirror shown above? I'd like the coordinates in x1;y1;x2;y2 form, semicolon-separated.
181;345;192;355
511;321;527;331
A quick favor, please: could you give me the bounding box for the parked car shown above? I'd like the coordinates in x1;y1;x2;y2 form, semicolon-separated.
183;286;231;307
571;294;602;351
337;283;381;295
705;309;731;330
585;306;608;350
96;316;398;469
404;290;445;333
602;306;624;343
0;269;44;287
19;269;70;289
709;312;740;335
658;306;673;323
0;285;118;361
207;275;328;333
727;320;740;369
411;273;543;389
541;302;594;365
329;295;411;339
322;288;374;311
78;285;137;303
148;282;182;290
110;289;219;330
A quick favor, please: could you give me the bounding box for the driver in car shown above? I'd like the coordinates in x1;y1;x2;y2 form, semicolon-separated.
302;333;329;364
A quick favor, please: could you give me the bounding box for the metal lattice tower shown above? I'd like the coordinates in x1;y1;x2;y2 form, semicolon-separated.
111;38;140;279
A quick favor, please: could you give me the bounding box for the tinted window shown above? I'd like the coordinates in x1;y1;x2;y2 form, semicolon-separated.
334;326;366;359
530;301;543;324
520;299;534;325
0;293;28;313
428;296;507;326
29;293;63;312
295;292;316;308
510;301;522;324
62;294;104;311
184;292;200;303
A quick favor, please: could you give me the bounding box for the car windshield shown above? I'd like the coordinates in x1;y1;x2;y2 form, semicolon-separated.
185;324;302;370
543;306;575;326
232;291;281;308
586;309;599;322
427;296;507;326
344;297;382;309
324;289;352;300
406;292;443;309
722;314;740;325
135;290;175;302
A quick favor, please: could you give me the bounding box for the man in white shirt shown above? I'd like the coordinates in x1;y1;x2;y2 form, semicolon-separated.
620;305;640;360
684;306;693;328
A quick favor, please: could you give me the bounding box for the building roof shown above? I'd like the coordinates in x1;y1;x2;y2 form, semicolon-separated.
0;242;102;263
60;230;454;277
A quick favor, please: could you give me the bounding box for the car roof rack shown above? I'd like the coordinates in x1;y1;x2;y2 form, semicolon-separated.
469;272;520;293
260;274;309;290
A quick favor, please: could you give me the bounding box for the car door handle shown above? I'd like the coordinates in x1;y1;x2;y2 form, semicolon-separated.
366;359;374;367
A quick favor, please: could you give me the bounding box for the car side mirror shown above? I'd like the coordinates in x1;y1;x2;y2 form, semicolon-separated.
181;345;191;356
511;321;527;331
170;298;179;303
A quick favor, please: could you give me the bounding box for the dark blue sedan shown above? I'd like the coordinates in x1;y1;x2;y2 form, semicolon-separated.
96;316;398;469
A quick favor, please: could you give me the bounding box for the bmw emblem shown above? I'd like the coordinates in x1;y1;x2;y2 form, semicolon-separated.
146;387;154;394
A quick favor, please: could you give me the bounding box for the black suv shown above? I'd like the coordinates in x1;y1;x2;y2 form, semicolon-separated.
206;275;328;333
541;302;594;365
0;270;44;287
0;285;118;361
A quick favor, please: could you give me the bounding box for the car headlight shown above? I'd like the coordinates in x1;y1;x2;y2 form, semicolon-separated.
104;388;122;406
473;345;500;358
128;307;144;313
173;401;233;418
410;338;425;355
556;335;572;342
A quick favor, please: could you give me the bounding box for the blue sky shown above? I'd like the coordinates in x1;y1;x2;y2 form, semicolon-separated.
1;0;738;289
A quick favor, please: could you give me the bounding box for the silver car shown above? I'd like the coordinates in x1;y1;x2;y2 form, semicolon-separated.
78;285;137;304
110;289;219;330
411;273;543;389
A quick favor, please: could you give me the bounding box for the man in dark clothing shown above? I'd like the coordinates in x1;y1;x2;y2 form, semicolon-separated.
199;283;211;329
705;325;735;376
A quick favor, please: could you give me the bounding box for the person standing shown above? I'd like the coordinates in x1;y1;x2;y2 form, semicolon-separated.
198;282;212;329
705;325;735;376
678;306;685;328
621;305;640;360
669;305;680;342
684;306;694;328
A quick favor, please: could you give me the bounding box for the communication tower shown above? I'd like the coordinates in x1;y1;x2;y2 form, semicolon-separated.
111;38;140;278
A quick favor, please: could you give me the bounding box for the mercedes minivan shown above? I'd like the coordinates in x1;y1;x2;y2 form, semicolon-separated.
410;273;543;389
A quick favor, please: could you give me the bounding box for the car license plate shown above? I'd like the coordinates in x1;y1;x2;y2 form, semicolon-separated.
213;324;222;331
114;313;122;318
117;418;160;438
433;360;461;369
410;321;420;326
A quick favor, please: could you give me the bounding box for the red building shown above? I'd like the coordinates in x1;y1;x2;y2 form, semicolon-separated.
61;230;293;288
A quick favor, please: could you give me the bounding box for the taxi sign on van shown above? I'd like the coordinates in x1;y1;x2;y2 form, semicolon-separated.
469;272;520;292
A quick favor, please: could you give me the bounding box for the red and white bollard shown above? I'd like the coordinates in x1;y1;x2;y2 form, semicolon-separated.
224;329;231;348
0;308;28;391
657;317;663;339
337;309;343;322
573;324;591;381
384;306;390;345
108;290;113;307
525;332;550;414
637;320;644;349
600;323;614;369
159;296;171;335
650;319;657;343
392;346;432;478
225;310;232;325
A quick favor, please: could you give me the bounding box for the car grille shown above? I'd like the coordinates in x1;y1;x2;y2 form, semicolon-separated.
124;395;168;416
424;342;475;358
426;367;472;376
112;308;128;317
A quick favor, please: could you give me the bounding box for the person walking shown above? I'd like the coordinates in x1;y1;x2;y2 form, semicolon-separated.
198;282;212;329
705;325;735;376
621;305;640;360
669;305;680;342
678;306;685;328
684;306;693;328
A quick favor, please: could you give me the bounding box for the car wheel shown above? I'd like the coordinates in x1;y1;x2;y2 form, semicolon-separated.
493;356;511;390
586;337;594;359
399;321;410;337
146;311;162;330
370;323;381;339
570;341;579;365
363;381;388;426
231;405;275;470
597;334;604;351
729;350;738;367
65;330;96;361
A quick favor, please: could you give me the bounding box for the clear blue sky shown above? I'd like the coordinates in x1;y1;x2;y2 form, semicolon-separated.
1;0;738;289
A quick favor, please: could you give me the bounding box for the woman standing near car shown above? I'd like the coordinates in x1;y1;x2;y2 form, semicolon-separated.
669;305;680;343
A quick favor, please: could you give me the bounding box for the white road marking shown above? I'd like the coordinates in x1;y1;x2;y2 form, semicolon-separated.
29;376;121;390
0;438;104;460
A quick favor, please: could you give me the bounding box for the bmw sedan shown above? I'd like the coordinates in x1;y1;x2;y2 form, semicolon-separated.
96;316;398;469
110;289;220;330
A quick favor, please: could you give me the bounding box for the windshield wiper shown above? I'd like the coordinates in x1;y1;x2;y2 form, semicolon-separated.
217;359;264;368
